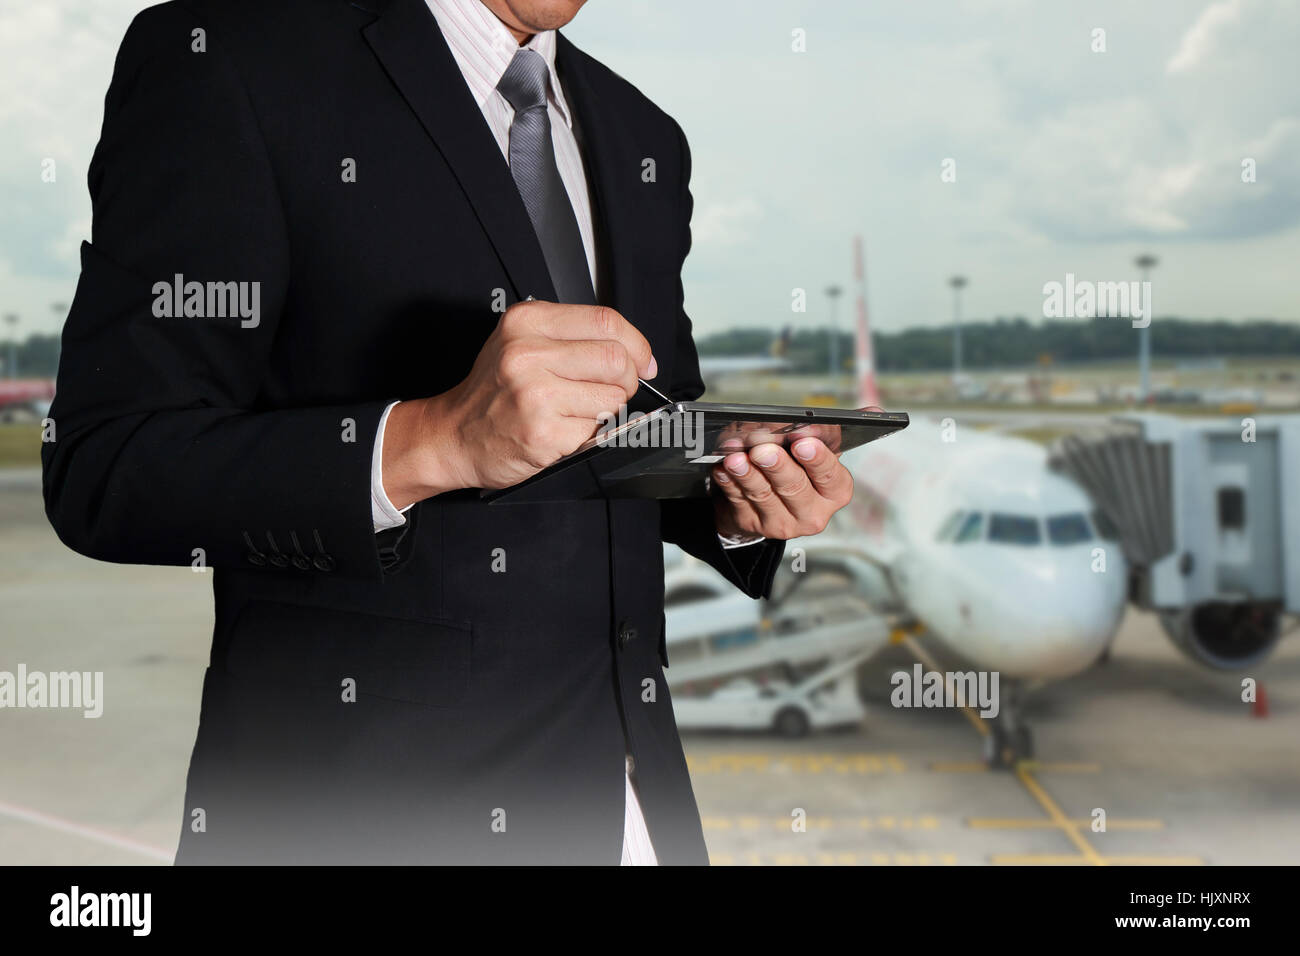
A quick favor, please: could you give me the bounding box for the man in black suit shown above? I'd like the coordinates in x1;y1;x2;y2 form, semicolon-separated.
43;0;854;864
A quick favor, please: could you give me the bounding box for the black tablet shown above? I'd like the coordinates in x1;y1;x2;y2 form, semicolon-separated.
482;402;909;504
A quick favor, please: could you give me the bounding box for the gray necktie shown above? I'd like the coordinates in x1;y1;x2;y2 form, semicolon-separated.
497;48;596;305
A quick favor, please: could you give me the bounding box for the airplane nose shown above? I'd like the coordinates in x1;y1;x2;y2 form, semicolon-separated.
987;551;1127;679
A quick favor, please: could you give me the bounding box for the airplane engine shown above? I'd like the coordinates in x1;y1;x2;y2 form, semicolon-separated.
1158;602;1283;670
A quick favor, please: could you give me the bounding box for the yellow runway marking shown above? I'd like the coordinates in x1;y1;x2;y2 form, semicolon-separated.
898;636;1162;867
970;818;1164;830
990;854;1095;865
686;753;906;774
701;815;942;831
1014;763;1106;865
1092;856;1203;865
1020;761;1101;773
709;851;960;866
993;854;1203;866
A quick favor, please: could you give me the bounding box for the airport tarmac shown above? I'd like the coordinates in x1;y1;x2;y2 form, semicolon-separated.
1;467;1296;865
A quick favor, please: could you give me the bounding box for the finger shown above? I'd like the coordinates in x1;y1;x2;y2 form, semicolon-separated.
532;338;639;399
721;450;794;530
528;304;656;379
711;461;750;507
711;465;761;533
547;378;630;422
748;442;822;520
790;437;854;502
782;423;843;453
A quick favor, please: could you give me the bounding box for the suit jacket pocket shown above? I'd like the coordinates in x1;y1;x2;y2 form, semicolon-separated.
224;599;471;707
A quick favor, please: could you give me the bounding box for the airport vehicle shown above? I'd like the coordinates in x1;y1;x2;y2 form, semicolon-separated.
663;546;888;736
0;378;55;422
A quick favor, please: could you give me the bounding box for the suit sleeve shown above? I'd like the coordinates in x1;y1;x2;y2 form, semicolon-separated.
42;5;396;581
657;120;786;599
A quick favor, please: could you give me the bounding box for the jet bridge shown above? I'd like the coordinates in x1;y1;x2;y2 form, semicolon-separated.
1049;413;1300;668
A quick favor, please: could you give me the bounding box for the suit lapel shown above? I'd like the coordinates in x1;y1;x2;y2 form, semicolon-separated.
555;34;643;320
361;0;556;301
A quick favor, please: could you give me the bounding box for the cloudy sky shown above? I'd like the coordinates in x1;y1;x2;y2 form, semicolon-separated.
2;0;1298;339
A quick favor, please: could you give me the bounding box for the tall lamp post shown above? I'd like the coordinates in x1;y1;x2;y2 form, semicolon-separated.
949;275;968;380
825;284;843;394
1134;254;1158;403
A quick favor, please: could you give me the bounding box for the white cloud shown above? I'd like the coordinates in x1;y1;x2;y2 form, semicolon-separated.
1166;0;1246;74
692;198;763;246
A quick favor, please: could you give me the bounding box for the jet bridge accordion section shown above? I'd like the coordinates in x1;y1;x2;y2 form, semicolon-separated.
1050;422;1174;570
1049;413;1300;615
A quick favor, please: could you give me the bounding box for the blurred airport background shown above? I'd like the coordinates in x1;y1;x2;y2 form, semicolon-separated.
2;0;1298;865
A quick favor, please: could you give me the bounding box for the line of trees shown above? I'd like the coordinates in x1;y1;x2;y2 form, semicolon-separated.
9;317;1300;379
697;317;1300;373
3;334;61;378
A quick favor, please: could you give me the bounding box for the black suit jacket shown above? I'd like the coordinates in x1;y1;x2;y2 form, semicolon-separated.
42;0;785;864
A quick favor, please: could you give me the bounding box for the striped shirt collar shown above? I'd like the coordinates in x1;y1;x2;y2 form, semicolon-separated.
427;0;574;129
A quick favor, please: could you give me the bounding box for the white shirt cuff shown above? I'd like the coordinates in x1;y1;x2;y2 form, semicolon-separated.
718;531;765;550
372;401;413;533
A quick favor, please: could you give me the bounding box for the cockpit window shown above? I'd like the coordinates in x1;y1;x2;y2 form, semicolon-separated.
953;512;985;543
988;513;1041;545
934;510;967;542
1046;512;1093;545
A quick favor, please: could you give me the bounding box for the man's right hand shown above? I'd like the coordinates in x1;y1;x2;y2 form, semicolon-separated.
380;300;657;507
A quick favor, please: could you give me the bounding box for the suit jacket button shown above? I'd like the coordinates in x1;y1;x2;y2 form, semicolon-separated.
617;620;637;649
313;554;336;572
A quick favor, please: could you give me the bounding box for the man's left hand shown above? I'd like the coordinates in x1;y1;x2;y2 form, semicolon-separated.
711;437;854;541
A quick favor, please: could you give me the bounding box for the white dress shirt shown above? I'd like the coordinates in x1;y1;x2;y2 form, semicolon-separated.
369;0;658;866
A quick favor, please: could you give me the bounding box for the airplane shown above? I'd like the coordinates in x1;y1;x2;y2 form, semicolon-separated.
0;379;55;423
664;253;1130;765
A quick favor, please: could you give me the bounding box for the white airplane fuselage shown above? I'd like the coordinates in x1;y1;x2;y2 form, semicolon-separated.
839;420;1128;681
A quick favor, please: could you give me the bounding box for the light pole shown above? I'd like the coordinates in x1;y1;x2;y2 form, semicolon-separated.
1134;254;1158;403
825;284;843;392
949;276;968;380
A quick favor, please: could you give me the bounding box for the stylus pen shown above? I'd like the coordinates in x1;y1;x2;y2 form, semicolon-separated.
637;377;672;405
523;295;673;406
